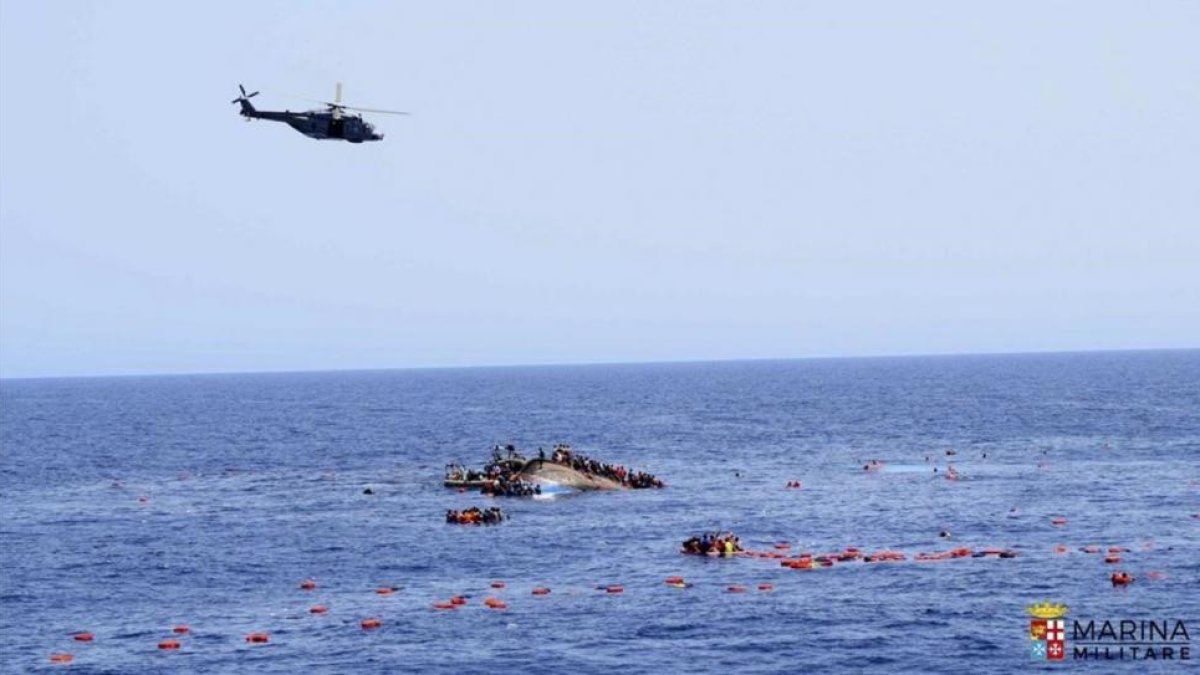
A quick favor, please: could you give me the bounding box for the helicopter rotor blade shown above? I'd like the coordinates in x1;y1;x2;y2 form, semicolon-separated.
283;83;404;115
330;82;344;119
335;105;410;116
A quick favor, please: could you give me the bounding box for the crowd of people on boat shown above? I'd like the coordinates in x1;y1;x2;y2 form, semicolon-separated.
445;506;506;525
445;442;664;492
482;476;542;497
446;446;526;483
444;463;487;483
546;444;664;489
492;444;525;463
680;531;744;556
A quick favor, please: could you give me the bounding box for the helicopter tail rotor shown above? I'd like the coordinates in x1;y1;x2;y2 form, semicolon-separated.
231;84;260;104
232;84;260;117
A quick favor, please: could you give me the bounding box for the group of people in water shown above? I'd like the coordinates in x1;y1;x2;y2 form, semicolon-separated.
546;443;665;489
860;456;963;480
680;531;744;556
445;506;506;525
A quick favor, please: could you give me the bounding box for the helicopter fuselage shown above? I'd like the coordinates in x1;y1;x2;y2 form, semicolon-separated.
238;104;383;143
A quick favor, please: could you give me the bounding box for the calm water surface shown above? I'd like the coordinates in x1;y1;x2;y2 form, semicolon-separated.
2;351;1198;673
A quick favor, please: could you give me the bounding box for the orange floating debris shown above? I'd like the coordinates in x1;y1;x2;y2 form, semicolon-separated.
864;551;907;563
664;576;685;585
1050;517;1068;526
432;601;456;610
172;625;190;634
450;596;467;606
483;597;507;609
309;605;328;614
757;583;774;592
1053;544;1069;554
375;587;395;596
1146;571;1167;581
245;632;270;644
727;585;747;593
360;617;382;630
299;579;317;591
605;585;624;594
490;581;506;589
49;653;74;664
531;587;551;595
773;542;791;550
158;639;181;650
73;632;94;642
1104;555;1121;564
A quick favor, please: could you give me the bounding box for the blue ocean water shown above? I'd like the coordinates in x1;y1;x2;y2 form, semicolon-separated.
1;351;1198;673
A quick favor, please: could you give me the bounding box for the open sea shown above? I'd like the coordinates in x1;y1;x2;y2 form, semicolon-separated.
1;350;1198;673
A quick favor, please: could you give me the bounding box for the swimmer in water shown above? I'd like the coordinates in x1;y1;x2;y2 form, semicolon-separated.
939;530;951;538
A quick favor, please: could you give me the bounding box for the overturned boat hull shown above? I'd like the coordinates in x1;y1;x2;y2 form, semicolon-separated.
518;459;625;491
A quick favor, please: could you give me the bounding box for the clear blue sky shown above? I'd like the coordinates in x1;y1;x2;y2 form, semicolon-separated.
1;2;1197;378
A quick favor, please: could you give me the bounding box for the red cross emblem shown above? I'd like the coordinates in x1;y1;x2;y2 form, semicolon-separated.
1047;640;1065;661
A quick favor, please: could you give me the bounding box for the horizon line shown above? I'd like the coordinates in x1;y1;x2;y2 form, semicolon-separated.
1;345;1195;383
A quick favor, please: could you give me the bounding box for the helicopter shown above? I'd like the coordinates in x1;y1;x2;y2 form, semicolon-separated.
231;83;407;143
